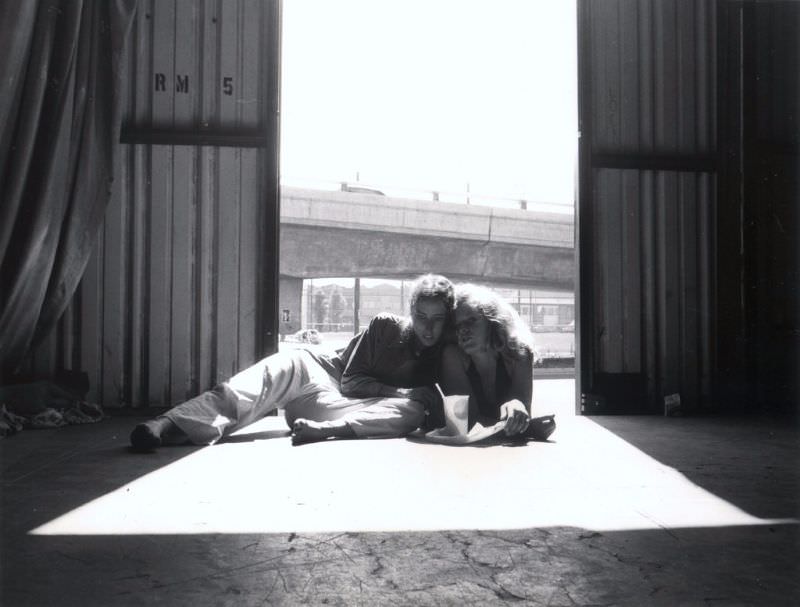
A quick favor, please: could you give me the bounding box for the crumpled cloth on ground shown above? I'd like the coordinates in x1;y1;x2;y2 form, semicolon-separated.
0;401;105;436
0;405;27;437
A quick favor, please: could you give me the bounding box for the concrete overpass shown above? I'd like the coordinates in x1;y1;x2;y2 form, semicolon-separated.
280;186;574;286
278;186;575;333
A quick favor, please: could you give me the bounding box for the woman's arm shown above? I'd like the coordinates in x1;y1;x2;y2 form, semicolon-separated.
438;344;472;396
506;350;534;414
339;315;409;398
498;350;534;435
437;344;481;428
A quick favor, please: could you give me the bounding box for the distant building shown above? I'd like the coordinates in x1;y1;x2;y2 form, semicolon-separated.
301;279;574;333
495;287;575;329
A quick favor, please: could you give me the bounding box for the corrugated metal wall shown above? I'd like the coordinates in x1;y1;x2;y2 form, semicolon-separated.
28;0;281;407
748;2;799;409
593;170;715;407
579;0;717;412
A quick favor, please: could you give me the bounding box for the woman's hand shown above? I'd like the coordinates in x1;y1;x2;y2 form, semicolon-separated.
383;386;438;408
406;386;439;409
499;399;530;436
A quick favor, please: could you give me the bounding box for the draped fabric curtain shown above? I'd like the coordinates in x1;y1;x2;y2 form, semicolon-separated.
0;0;136;376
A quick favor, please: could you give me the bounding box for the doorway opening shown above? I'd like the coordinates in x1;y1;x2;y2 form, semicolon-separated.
279;1;578;400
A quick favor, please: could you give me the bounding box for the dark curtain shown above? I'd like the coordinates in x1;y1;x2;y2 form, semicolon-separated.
0;0;136;376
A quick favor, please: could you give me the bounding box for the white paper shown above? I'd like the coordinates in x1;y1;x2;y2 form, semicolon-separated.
424;394;506;445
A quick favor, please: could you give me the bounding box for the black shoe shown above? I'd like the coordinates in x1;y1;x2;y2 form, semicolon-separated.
526;415;556;441
130;423;162;451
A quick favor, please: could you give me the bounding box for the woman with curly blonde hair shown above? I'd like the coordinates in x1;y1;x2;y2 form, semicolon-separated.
438;283;554;439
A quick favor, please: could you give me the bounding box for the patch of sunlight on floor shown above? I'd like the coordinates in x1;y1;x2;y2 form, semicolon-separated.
30;380;795;536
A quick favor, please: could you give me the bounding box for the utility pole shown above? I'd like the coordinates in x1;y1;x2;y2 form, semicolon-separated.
307;279;313;330
353;277;360;334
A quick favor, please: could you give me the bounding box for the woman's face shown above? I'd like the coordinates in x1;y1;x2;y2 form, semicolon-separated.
455;303;492;356
411;297;448;348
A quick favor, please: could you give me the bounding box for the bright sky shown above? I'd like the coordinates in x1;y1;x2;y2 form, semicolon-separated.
281;0;577;206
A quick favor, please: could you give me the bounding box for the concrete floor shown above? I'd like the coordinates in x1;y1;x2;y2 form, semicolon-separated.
2;380;798;606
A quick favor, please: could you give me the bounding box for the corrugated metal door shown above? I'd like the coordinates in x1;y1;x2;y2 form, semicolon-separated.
577;0;717;413
750;2;800;411
719;1;799;410
28;0;281;407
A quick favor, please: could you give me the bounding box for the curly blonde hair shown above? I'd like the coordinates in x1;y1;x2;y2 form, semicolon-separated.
455;283;534;359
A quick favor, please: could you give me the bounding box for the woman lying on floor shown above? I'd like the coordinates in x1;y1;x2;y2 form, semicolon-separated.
130;274;454;450
437;283;555;441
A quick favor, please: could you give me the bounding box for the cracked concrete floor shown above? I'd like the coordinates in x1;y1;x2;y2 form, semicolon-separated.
2;380;798;606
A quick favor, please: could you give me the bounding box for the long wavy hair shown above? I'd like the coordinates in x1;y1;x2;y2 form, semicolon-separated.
408;274;455;315
455;283;534;359
395;274;455;343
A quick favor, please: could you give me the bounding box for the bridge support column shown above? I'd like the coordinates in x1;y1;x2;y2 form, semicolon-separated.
278;276;303;339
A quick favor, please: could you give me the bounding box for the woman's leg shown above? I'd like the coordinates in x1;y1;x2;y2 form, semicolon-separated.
130;350;334;449
290;418;356;444
286;392;427;445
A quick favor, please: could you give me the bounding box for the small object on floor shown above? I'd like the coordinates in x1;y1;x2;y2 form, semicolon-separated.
0;405;26;437
30;408;67;428
62;401;104;425
526;415;556;441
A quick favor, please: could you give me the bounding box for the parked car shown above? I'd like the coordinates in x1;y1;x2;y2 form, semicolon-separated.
559;320;575;332
294;328;322;344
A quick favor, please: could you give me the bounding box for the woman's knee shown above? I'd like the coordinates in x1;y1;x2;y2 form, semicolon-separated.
283;407;297;429
382;398;426;431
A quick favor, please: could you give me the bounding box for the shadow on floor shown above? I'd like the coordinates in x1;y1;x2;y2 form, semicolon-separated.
2;524;798;606
0;416;206;533
585;412;800;521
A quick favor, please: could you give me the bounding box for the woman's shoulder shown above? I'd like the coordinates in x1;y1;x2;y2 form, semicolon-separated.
367;313;409;342
502;345;534;372
369;312;404;327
